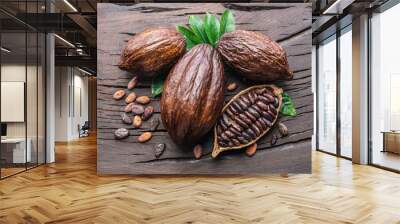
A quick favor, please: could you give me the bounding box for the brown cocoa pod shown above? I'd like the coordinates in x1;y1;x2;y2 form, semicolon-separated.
245;143;257;157
160;44;225;145
212;85;283;158
138;132;152;143
119;28;185;78
113;90;125;100
193;144;202;160
217;30;293;82
142;106;154;121
127;76;138;90
125;92;137;104
136;96;151;105
133;115;142;128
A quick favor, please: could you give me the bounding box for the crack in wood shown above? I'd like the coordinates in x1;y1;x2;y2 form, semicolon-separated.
277;26;311;44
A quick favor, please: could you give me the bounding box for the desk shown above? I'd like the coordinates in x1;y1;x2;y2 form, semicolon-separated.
1;138;31;163
382;131;400;154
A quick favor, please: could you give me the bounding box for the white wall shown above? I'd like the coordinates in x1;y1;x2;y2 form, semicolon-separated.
54;66;89;141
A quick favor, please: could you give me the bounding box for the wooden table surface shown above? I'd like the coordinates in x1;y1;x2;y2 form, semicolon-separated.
97;3;312;174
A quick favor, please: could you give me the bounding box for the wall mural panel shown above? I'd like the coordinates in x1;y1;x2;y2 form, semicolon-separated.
97;3;312;174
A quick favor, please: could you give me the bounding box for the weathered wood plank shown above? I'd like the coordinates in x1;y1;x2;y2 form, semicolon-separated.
97;3;312;174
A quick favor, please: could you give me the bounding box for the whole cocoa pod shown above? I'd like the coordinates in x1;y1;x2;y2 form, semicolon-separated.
212;85;283;158
160;44;225;145
119;28;186;78
217;30;293;82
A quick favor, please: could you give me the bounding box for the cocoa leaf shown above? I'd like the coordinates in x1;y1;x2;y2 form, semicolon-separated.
151;74;165;97
204;12;220;47
176;25;202;50
220;9;235;35
189;15;208;43
280;92;297;117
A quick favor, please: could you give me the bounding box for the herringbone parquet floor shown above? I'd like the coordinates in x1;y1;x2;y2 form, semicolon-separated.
1;135;400;224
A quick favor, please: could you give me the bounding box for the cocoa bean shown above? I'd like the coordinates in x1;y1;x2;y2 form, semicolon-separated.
226;82;237;91
138;132;152;143
231;101;243;112
154;143;165;158
115;128;129;140
131;104;144;115
127;76;138;90
248;107;261;118
245;143;257;157
271;134;278;145
237;136;248;144
125;92;137;104
274;97;279;107
244;111;257;122
231;138;241;146
222;114;230;127
234;116;249;129
238;99;248;110
278;122;289;137
149;118;160;131
240;96;251;107
133;115;142;128
269;105;277;115
124;103;134;113
113;90;125;100
136;96;151;105
256;101;269;111
193;144;202;159
225;130;235;138
142;106;154;121
121;113;132;125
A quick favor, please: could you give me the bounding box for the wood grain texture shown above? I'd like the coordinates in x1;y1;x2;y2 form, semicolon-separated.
1;136;400;223
97;3;312;174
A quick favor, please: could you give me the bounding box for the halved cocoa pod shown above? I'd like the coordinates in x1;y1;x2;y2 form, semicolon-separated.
119;27;186;78
212;85;283;158
217;30;293;82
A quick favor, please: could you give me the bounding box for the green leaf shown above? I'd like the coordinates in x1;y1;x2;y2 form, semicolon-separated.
185;38;195;50
151;74;165;97
204;12;220;47
280;92;297;117
220;9;235;35
176;25;202;48
188;15;208;43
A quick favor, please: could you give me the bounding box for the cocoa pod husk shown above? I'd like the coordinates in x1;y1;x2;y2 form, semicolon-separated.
119;28;185;78
217;30;292;82
160;44;225;145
